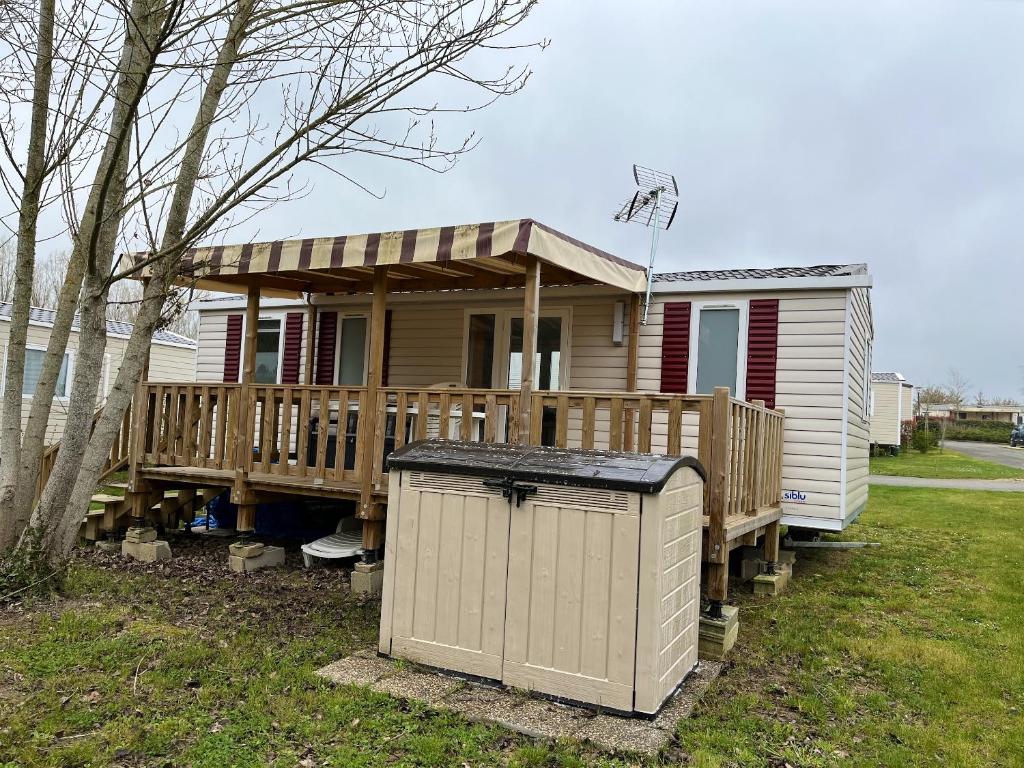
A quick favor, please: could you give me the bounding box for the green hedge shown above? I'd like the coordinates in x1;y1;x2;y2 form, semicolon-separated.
915;417;1013;444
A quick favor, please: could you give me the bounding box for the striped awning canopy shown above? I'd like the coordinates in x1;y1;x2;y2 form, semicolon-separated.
145;219;647;296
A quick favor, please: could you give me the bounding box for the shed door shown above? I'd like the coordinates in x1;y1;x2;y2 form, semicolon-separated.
501;484;641;712
386;471;511;680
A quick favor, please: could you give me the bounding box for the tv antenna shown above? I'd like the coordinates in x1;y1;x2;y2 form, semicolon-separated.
613;164;679;324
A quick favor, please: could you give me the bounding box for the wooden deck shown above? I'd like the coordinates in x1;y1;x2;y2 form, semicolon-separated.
125;382;785;600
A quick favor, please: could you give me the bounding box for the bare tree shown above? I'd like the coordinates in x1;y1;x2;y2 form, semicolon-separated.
946;368;969;410
1;0;538;569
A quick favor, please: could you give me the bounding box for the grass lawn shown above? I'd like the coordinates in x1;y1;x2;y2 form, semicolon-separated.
2;486;1023;767
869;448;1024;480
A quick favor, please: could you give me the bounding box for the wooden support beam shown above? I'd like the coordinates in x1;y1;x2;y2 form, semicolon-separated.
706;386;732;603
233;286;260;532
358;267;388;527
516;257;540;443
623;293;641;451
303;303;317;386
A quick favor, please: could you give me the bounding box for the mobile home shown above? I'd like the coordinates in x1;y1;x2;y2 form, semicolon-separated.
869;372;912;450
193;254;872;534
0;302;197;445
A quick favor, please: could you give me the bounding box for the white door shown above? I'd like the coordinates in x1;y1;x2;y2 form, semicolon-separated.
500;483;641;711
383;470;512;680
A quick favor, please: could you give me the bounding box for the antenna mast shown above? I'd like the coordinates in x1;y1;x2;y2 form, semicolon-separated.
613;164;679;324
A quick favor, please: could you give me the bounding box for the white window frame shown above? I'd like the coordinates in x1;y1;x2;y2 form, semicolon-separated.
333;312;370;387
687;300;748;400
861;341;872;421
461;306;572;391
11;344;75;401
252;315;285;385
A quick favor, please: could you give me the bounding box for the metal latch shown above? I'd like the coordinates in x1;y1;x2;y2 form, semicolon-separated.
483;477;538;507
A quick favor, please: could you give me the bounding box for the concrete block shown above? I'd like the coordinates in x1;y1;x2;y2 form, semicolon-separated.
95;539;122;554
351;561;384;596
122;539;172;562
229;541;265;558
753;564;791;596
778;549;797;565
228;545;285;573
698;605;739;661
124;526;157;544
737;556;762;581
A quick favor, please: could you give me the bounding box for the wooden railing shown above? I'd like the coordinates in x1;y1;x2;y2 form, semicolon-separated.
134;384;240;471
36;403;135;504
131;383;784;520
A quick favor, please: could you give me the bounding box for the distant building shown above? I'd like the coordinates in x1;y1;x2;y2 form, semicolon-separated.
0;302;197;445
927;404;1023;424
870;372;913;449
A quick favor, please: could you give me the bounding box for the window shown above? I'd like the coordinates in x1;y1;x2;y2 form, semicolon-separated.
508;316;562;390
465;314;496;388
23;348;71;398
254;319;281;384
694;307;740;396
338;316;367;386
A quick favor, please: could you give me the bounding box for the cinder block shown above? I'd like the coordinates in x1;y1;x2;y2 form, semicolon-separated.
778;549;797;565
228;545;285;573
229;541;265;558
737;556;762;581
698;605;739;661
122;539;172;562
125;527;157;544
351;561;384;596
752;564;791;596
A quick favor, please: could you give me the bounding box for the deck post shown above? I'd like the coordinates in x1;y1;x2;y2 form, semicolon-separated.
516;256;540;444
705;386;732;614
303;302;317;386
232;285;261;536
623;293;640;451
358;266;389;554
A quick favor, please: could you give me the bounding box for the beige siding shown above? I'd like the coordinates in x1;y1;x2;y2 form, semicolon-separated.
869;381;901;445
0;319;195;445
643;290;850;523
195;304;309;384
844;287;872;521
901;385;913;422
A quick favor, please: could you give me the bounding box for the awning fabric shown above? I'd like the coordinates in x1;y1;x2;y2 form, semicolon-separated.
143;219;647;296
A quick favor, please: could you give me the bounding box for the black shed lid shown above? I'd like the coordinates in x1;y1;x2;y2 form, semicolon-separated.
386;440;706;494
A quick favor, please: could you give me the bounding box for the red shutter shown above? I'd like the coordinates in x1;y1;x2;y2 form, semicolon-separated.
745;299;779;409
314;311;337;385
659;302;691;394
381;309;393;387
281;312;303;384
223;314;243;383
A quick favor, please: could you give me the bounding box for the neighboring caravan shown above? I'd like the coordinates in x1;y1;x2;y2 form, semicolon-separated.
0;302;197;444
195;261;873;533
869;372;913;450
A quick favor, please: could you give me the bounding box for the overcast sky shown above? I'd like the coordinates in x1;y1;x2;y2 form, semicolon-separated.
238;0;1024;399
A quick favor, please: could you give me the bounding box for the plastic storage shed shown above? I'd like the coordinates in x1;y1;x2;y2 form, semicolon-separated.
378;440;706;716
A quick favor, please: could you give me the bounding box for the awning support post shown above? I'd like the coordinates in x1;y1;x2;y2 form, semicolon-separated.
359;266;389;552
516;257;540;444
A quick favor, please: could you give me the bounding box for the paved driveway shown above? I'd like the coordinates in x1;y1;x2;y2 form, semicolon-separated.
869;475;1024;492
944;439;1024;469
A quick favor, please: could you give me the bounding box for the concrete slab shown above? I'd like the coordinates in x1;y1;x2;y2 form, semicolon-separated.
125;526;157;544
351;561;384;596
698;605;739;661
122;539;171;562
317;651;722;756
228;545;285;572
229;541;265;558
753;563;792;596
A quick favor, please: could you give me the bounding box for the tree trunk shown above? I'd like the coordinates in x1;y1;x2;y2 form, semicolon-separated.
25;0;167;555
0;0;55;552
43;0;253;560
